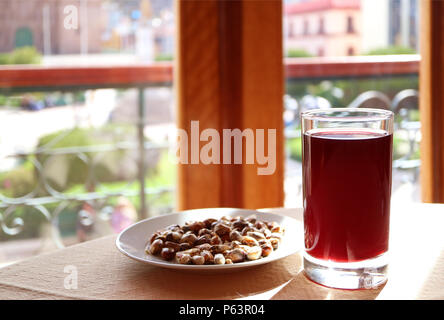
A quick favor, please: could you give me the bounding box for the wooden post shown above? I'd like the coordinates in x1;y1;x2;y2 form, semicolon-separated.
420;0;444;202
240;0;285;208
176;0;284;210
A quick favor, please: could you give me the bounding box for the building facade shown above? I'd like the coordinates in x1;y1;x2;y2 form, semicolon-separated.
0;0;102;54
388;0;419;50
284;0;362;57
361;0;419;53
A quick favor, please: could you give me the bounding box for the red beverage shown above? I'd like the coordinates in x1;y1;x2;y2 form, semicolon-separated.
302;129;392;263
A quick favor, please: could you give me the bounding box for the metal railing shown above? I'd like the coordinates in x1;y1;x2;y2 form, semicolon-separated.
0;64;174;248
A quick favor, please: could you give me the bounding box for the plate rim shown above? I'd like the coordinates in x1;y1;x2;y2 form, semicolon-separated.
115;207;301;270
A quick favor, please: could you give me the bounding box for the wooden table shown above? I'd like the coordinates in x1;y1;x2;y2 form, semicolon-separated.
0;204;443;300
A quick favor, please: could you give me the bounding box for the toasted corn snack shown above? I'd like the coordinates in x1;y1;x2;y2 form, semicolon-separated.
147;215;284;264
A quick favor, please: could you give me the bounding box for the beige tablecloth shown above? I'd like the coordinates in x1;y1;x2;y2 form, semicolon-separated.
0;204;443;300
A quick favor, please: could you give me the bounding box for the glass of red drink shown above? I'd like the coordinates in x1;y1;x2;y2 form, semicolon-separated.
301;108;393;289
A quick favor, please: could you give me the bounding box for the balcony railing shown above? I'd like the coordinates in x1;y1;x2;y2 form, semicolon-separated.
0;55;419;91
285;55;419;80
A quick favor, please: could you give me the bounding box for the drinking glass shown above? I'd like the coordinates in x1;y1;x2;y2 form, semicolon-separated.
301;108;394;289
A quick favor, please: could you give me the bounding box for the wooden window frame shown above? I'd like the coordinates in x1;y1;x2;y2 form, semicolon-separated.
419;0;444;202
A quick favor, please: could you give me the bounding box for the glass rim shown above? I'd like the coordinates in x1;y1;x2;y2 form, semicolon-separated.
301;108;394;122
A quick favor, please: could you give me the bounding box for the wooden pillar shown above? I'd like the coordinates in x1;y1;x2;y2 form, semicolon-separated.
420;0;444;202
240;0;284;208
176;0;284;210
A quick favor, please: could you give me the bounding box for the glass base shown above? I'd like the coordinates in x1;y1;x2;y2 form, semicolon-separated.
303;252;388;290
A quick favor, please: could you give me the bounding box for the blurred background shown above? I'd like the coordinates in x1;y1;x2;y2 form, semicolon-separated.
0;0;420;265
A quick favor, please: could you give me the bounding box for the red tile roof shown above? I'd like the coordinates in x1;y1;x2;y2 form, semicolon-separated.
285;0;360;14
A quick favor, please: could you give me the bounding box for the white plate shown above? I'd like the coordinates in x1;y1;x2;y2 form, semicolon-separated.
116;208;302;271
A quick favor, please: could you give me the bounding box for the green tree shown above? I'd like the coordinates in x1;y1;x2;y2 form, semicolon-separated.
0;46;41;65
365;46;416;55
154;53;173;62
286;48;313;58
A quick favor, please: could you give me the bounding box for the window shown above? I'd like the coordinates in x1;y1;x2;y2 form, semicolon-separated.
15;27;34;48
318;17;325;34
283;0;420;208
289;21;294;38
409;0;418;49
347;16;355;33
303;20;309;35
0;0;177;263
389;0;402;45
